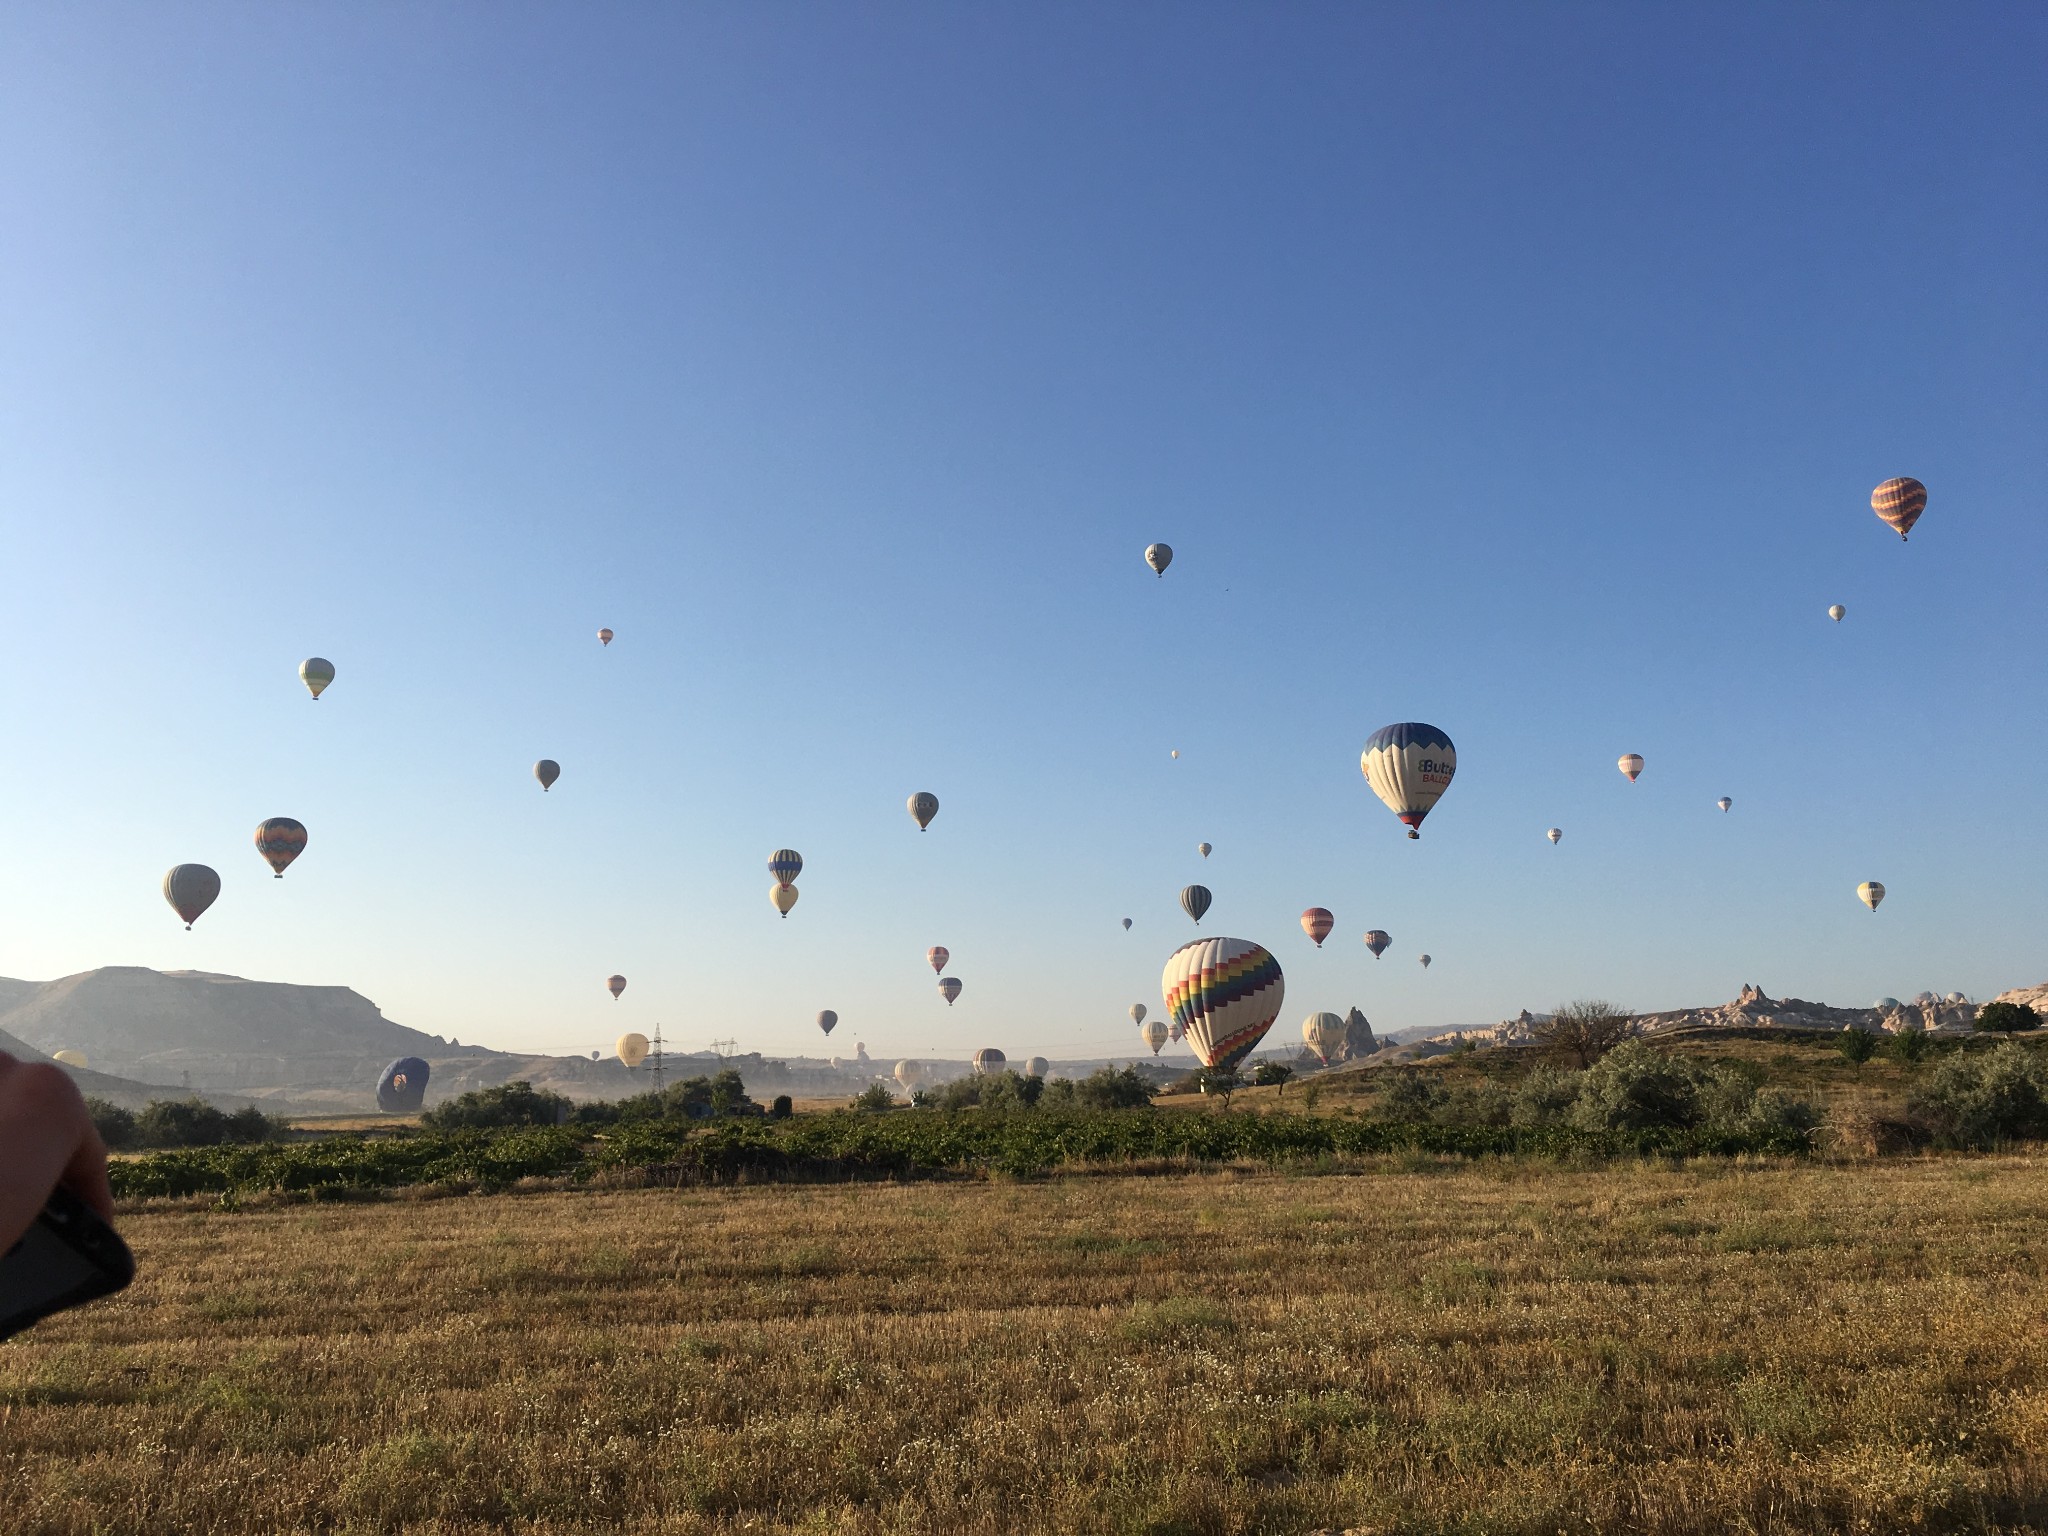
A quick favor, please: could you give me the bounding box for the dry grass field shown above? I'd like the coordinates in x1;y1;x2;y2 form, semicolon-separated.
8;1156;2048;1535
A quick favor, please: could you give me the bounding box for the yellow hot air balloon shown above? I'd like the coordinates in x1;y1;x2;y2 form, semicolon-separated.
1857;881;1885;912
1302;1011;1345;1066
1618;754;1643;782
771;882;799;918
894;1060;924;1089
616;1032;650;1069
52;1050;88;1070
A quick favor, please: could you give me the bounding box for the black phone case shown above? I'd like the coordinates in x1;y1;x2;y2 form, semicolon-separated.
0;1185;136;1342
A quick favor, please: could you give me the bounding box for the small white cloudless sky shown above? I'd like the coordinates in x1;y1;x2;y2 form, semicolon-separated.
0;3;2041;1061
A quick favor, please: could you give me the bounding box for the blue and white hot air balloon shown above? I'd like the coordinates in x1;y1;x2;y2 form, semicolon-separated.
1360;723;1457;840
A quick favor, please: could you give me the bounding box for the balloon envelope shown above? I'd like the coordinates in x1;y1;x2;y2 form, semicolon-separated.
299;657;334;699
927;946;950;974
973;1047;1005;1075
163;864;221;929
938;976;963;1005
254;817;307;877
1547;828;1562;845
894;1060;923;1088
1180;885;1212;924
1162;937;1284;1073
1122;917;1132;930
616;1033;650;1069
1145;542;1173;576
908;792;939;831
1827;605;1845;622
1363;930;1391;959
598;628;613;645
377;1056;430;1112
1618;754;1643;782
772;883;799;917
768;849;803;885
534;759;561;791
1858;881;1886;912
1717;797;1732;812
1023;1056;1049;1079
1361;723;1457;839
1130;1003;1147;1025
1872;477;1927;540
52;1050;88;1069
1197;842;1211;858
606;975;627;1000
1300;908;1334;947
1303;1011;1345;1066
817;1010;838;1035
1419;954;1432;968
1141;1018;1170;1053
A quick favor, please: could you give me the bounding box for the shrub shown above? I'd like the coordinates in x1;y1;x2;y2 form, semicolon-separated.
1511;1067;1582;1127
1531;1000;1638;1068
1041;1067;1153;1111
770;1095;793;1119
1838;1028;1880;1064
1569;1041;1703;1133
421;1081;572;1130
84;1097;136;1150
131;1098;284;1148
1909;1044;2048;1149
1889;1025;1934;1066
852;1083;897;1113
1252;1062;1294;1090
571;1071;756;1126
1975;1001;2042;1034
1379;1070;1447;1121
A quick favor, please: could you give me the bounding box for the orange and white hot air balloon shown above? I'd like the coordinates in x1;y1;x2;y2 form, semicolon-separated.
1300;908;1334;947
1871;478;1926;541
1618;754;1643;783
927;946;950;975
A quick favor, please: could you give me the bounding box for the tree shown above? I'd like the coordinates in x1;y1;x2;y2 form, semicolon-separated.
1530;1000;1638;1068
769;1095;794;1119
1838;1027;1880;1064
852;1082;896;1113
1252;1062;1294;1096
421;1081;571;1130
1975;1001;2042;1034
1889;1024;1934;1066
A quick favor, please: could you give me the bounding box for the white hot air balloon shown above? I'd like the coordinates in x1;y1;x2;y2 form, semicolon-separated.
616;1033;650;1070
1618;754;1644;783
1197;842;1212;859
1161;937;1284;1072
1717;797;1732;813
1129;1003;1147;1026
1141;1017;1170;1054
1145;543;1173;577
1546;827;1562;845
1023;1056;1050;1079
1302;1011;1345;1066
1360;723;1457;839
894;1060;924;1090
1828;604;1846;622
1857;881;1885;912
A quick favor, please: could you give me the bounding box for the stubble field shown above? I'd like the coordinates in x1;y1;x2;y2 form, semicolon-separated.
7;1156;2048;1535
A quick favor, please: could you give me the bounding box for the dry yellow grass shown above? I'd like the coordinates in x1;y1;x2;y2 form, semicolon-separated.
7;1157;2048;1534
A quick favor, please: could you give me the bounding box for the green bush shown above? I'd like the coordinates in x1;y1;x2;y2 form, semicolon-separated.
1565;1040;1814;1148
1510;1067;1582;1127
853;1082;897;1113
1974;1001;2041;1034
1378;1069;1448;1121
1252;1062;1294;1089
1889;1025;1934;1065
1838;1028;1880;1064
84;1097;136;1150
131;1098;284;1148
421;1081;572;1130
1909;1044;2048;1149
570;1069;755;1126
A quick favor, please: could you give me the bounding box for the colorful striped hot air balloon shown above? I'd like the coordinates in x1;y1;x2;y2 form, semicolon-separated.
254;818;307;878
1618;754;1643;782
768;849;803;885
938;976;963;1005
1857;881;1886;912
299;657;334;700
606;975;627;1000
163;864;221;930
1141;1018;1169;1054
1361;722;1456;839
534;759;561;791
1180;885;1212;924
907;792;939;831
927;946;949;975
1302;1011;1345;1066
1300;908;1334;947
1871;478;1926;541
1145;543;1173;577
1363;930;1391;959
1162;937;1284;1073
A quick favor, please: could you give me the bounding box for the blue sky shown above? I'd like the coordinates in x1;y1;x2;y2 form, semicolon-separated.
0;3;2041;1062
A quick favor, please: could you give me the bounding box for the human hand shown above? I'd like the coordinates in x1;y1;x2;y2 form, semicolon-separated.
0;1053;114;1253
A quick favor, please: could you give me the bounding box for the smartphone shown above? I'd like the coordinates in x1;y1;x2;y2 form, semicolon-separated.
0;1185;135;1342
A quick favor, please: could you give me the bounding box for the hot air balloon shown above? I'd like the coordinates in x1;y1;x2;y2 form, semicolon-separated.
1145;543;1173;577
1857;881;1885;912
1024;1056;1049;1079
606;975;627;1000
299;657;335;700
908;792;939;831
1302;1011;1345;1066
1717;797;1732;813
1169;1017;1185;1042
1419;954;1432;969
927;946;950;975
938;977;963;1005
973;1047;1005;1075
1197;842;1212;858
1547;828;1562;845
616;1033;650;1069
377;1056;430;1113
1170;750;1179;759
894;1060;924;1089
1363;930;1391;959
598;628;614;645
254;818;307;878
1162;937;1284;1073
1122;918;1133;930
1180;885;1212;924
1141;1018;1169;1054
771;883;800;918
1871;478;1926;541
1361;722;1457;839
1130;1003;1147;1025
1875;997;1901;1011
51;1050;87;1070
768;849;803;885
1827;605;1845;622
1300;908;1334;948
163;864;221;930
1618;754;1643;783
817;1010;838;1036
534;759;561;792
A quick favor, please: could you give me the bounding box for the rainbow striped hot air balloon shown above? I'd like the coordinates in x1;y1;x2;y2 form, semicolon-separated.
1300;908;1334;947
1871;478;1926;541
1361;722;1456;839
1162;937;1284;1073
